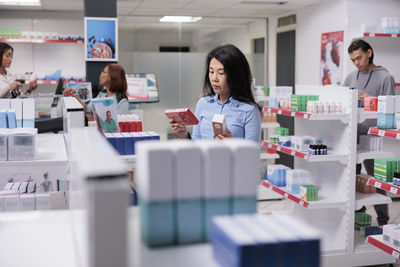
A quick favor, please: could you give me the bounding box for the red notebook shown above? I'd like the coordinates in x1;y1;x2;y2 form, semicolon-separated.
165;108;199;126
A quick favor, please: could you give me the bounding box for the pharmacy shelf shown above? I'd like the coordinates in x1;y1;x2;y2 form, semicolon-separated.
261;181;347;209
366;235;400;260
355;192;392;210
260;152;279;160
367;178;400;196
0;38;83;44
261;122;280;128
262;141;348;164
120;155;137;168
257;183;282;201
0;134;68;166
262;107;349;123
358;110;377;123
37;80;86;85
363;32;400;38
356;149;394;164
255;95;269;102
368;127;400;140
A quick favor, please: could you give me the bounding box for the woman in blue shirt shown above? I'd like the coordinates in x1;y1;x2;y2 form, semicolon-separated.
170;44;261;143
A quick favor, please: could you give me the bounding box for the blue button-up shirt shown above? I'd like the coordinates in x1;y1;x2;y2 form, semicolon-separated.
192;94;261;143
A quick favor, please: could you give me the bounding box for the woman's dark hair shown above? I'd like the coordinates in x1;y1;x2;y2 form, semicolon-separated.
0;42;14;74
348;39;374;64
106;63;128;102
203;44;261;111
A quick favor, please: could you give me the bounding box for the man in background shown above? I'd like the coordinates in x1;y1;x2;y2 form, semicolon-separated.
344;39;395;225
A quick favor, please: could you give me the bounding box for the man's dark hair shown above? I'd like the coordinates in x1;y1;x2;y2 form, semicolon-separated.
348;39;374;64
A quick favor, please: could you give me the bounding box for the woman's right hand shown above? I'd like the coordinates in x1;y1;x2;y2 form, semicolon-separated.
169;119;188;139
8;81;21;91
63;87;76;96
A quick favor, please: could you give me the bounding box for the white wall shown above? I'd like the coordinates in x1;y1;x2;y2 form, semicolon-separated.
119;30;194;52
0;16;84;79
295;0;347;85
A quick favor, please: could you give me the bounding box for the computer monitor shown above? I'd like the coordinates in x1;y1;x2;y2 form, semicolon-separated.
55;78;65;95
126;73;159;103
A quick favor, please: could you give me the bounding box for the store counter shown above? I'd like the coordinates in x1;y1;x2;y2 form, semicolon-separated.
0;207;219;267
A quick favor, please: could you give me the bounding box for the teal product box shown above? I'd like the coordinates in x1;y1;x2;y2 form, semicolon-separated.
0;109;7;128
113;133;125;155
224;139;259;215
121;132;134;155
377;113;395;129
10;99;23;128
136;142;175;247
170;140;203;244
232;197;257;214
195;140;232;240
139;199;175;246
22;98;35;128
104;133;115;148
7;110;16;129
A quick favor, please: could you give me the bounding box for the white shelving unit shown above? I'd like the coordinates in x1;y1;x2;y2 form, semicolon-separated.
356;148;394;164
355;192;392;210
0;134;69;189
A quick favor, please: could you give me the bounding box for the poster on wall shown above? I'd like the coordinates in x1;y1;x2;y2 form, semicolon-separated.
84;17;118;61
320;31;343;85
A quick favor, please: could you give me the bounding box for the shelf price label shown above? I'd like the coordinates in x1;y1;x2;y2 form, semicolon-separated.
276;146;281;151
278;110;282;114
303;114;308;119
291;151;296;156
291;112;295;117
267;108;271;112
392;250;399;259
370;33;375;37
392;34;397;38
304;155;310;160
378;130;385;136
375;181;382;188
299;200;305;207
390;187;398;194
396;133;400;140
284;193;289;198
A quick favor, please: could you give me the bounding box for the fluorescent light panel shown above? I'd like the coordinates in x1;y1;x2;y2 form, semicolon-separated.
0;0;41;5
160;16;202;23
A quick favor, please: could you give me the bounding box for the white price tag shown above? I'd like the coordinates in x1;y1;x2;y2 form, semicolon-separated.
370;33;375;37
392;250;399;259
291;151;296;156
396;133;400;140
378;130;385;136
304;155;310;160
284;193;289;198
291;112;295;117
392;34;397;38
267;108;271;112
299;200;304;206
268;144;272;148
390;187;398;194
277;146;281;151
303;114;308;119
278;110;282;114
375;181;382;188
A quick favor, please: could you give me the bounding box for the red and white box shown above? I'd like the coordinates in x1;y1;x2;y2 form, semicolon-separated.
165;108;199;126
212;114;227;137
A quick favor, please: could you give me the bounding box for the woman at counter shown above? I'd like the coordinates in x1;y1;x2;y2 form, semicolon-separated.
0;42;38;98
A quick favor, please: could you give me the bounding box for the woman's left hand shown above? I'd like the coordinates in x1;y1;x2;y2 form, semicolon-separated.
27;80;38;93
215;128;233;140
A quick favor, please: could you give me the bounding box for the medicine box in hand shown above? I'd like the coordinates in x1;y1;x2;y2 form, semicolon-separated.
212;114;227;137
164;108;199;126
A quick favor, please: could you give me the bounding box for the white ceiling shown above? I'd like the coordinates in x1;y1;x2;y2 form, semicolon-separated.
0;0;322;32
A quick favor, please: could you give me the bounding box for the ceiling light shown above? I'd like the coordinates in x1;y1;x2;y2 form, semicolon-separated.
160;16;202;23
0;0;41;6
